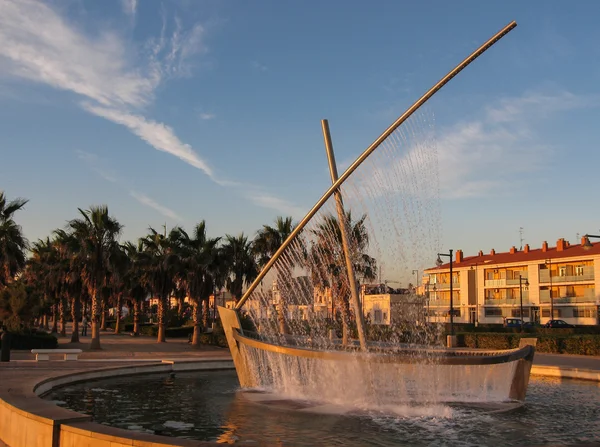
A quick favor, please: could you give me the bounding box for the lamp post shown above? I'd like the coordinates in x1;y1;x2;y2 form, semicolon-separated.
437;250;454;344
582;234;600;250
545;259;553;321
519;274;529;332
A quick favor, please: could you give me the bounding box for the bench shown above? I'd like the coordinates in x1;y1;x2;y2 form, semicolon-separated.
30;349;83;361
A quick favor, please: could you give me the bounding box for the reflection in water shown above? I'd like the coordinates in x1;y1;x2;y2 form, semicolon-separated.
44;371;600;446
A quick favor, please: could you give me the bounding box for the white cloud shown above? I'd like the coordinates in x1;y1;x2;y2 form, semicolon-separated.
81;103;214;178
199;112;215;120
122;0;137;17
130;191;182;221
252;60;268;72
246;191;306;219
75;150;118;183
434;90;596;198
0;0;305;218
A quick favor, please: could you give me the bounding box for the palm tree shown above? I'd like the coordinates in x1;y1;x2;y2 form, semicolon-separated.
122;241;148;336
141;227;181;343
0;192;29;288
309;212;377;345
176;221;221;346
68;206;122;350
253;216;296;333
222;234;258;303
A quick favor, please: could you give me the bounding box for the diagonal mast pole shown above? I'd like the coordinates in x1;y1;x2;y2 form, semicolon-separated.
236;20;517;311
321;119;368;350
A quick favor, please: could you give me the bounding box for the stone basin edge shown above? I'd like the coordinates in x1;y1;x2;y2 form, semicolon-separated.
0;358;234;447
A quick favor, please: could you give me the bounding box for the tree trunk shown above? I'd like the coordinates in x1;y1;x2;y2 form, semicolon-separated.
157;295;167;343
70;296;80;343
191;299;202;347
100;299;107;331
51;304;58;333
43;314;49;331
202;298;209;331
133;300;140;336
115;295;123;334
59;297;67;336
90;288;101;350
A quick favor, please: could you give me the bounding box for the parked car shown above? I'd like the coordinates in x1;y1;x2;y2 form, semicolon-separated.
503;318;523;328
523;321;541;328
544;319;575;328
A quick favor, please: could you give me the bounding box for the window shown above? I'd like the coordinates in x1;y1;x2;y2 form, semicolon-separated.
559;266;567;277
573;307;595;318
542;309;562;318
511;309;530;318
576;266;585;276
383;312;387;322
485;307;502;317
374;310;382;323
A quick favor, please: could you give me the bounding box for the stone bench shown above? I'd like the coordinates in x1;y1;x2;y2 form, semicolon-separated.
30;349;83;361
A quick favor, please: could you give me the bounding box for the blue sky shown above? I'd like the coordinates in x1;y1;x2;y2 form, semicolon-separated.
2;0;600;267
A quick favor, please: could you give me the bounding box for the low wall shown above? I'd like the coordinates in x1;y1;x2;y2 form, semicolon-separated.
0;359;234;447
531;365;600;382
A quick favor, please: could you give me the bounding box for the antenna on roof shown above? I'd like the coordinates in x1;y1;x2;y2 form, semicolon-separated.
519;227;524;251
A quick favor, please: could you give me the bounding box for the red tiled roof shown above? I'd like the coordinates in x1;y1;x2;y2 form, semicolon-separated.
425;241;600;271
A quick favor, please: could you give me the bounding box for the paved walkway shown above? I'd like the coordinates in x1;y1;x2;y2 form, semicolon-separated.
7;329;230;361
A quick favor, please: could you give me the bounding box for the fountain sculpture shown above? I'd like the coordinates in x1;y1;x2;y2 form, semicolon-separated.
219;20;536;410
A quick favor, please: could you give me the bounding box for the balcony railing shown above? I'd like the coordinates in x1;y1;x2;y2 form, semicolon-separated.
432;282;459;290
539;268;594;284
484;277;528;287
428;299;451;306
539;288;596;303
484;298;531;306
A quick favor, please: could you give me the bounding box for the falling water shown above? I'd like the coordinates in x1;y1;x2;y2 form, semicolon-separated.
234;110;522;407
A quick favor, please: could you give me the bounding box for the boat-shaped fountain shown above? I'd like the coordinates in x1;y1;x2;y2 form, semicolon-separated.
219;20;536;411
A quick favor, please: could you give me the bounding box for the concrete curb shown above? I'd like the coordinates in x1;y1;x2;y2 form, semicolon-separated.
0;358;234;447
531;365;600;382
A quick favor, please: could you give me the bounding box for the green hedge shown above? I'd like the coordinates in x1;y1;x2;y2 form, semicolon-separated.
139;325;194;338
458;332;600;356
0;331;58;350
451;323;600;335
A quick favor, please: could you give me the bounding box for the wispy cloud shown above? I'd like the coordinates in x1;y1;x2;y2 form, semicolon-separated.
199;112;215;120
252;60;268;72
77;149;183;221
75;150;118;183
244;191;305;219
121;0;137;17
436;90;597;198
0;0;304;218
129;191;182;221
81;103;214;177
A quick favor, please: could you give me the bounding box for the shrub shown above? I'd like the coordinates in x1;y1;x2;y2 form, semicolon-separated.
457;332;600;356
139;325;194;338
0;331;58;349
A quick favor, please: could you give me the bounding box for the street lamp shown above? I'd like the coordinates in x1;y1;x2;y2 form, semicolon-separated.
582;234;600;250
519;274;529;332
436;249;454;337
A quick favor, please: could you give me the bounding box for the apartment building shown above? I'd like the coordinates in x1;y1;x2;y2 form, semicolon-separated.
423;237;600;326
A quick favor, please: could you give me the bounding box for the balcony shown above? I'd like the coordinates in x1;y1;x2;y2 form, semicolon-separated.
539;288;596;304
484;277;528;287
539;267;594;284
484;298;530;306
432;282;459;290
428;299;451;306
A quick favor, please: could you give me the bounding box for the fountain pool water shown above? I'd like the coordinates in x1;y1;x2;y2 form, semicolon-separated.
44;370;600;446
